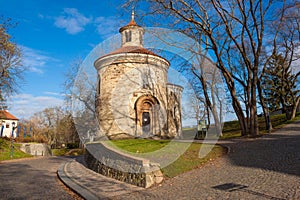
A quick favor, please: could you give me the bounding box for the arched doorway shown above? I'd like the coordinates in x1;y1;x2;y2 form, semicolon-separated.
135;95;159;136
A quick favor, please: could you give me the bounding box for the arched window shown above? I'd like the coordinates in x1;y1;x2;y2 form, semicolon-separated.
139;32;143;45
125;31;132;42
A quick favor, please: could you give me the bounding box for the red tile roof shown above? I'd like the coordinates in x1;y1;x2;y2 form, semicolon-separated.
108;46;159;57
99;46;169;64
119;19;141;33
127;19;137;26
0;110;18;120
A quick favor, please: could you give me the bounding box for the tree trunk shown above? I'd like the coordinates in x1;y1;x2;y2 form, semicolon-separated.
257;79;273;131
291;97;300;119
222;71;248;136
211;105;222;136
234;101;248;136
249;102;259;136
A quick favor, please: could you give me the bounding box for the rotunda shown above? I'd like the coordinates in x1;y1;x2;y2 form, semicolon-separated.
94;13;183;139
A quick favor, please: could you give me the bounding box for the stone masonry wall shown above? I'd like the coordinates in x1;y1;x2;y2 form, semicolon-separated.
20;143;52;156
84;142;163;188
95;53;170;139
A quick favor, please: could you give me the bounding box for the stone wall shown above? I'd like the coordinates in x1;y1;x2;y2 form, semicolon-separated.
20;143;52;156
84;142;163;188
95;53;170;139
167;83;184;138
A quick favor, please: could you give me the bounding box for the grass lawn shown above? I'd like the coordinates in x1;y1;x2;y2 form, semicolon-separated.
161;143;225;178
51;148;85;156
183;112;300;139
0;138;32;161
109;139;170;153
110;139;226;178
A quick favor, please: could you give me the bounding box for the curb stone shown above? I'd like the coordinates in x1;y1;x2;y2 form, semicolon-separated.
57;161;101;200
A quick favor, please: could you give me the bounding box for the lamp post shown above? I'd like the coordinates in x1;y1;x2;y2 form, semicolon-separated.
10;121;16;158
0;120;4;137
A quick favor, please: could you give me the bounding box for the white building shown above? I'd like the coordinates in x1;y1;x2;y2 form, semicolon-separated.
0;110;18;138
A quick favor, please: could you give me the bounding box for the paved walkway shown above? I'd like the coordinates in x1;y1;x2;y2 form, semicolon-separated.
58;157;143;200
0;156;80;199
58;119;300;200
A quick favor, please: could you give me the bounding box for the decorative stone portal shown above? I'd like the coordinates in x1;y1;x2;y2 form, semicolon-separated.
135;95;159;137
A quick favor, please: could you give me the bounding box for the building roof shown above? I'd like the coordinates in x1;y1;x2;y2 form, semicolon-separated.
106;46;160;57
0;110;18;120
98;46;170;65
96;12;170;66
119;19;141;33
119;11;141;33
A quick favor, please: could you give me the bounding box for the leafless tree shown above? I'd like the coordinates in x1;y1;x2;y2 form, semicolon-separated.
23;107;79;147
0;17;25;103
125;0;292;136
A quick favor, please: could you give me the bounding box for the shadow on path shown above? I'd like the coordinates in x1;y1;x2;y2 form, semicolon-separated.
226;120;300;177
212;183;285;200
0;157;73;199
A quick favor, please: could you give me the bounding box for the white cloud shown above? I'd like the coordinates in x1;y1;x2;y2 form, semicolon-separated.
292;49;300;75
21;46;58;74
53;8;120;37
43;91;63;96
54;8;92;34
7;93;64;119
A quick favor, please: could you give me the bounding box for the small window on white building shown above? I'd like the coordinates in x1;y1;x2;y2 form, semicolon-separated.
6;123;9;128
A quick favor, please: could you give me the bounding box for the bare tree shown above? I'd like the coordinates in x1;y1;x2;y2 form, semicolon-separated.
63;59;96;115
24;107;79;147
274;2;300;119
182;86;206;127
190;56;225;136
256;1;300;128
0;17;25;103
125;0;291;136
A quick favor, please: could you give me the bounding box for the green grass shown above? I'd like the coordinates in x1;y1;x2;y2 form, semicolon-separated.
51;148;84;156
108;139;226;178
109;139;170;153
161;143;225;178
222;113;300;138
0;138;33;161
51;148;70;156
267;112;300;130
182;112;300;140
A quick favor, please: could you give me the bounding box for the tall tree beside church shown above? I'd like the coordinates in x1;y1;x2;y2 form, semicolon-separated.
0;17;24;103
126;0;289;136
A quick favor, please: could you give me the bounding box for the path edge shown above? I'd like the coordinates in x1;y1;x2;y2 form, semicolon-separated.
57;161;100;200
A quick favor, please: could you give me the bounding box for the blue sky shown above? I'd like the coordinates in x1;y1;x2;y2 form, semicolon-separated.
1;0;235;125
0;0;128;118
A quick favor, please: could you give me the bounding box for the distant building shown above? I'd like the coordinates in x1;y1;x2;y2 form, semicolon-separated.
94;13;183;139
0;110;18;138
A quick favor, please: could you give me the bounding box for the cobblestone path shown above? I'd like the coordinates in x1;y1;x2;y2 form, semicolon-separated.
113;120;300;200
0;156;79;200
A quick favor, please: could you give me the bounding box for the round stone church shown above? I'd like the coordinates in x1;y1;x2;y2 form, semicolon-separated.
94;14;183;139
